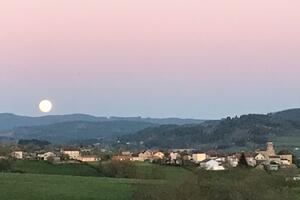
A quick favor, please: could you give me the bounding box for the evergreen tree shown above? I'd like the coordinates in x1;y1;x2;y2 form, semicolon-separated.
238;153;249;167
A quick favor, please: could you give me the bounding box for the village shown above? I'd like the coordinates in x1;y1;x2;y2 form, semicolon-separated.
5;141;295;171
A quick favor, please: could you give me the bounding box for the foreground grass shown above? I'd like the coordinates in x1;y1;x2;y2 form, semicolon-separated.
2;167;300;200
134;168;300;200
0;161;190;200
0;173;156;200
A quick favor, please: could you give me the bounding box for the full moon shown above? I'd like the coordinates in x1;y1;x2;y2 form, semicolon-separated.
39;100;53;113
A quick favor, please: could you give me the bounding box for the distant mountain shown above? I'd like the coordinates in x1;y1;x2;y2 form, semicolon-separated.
121;109;300;151
13;121;156;143
0;113;102;130
0;113;205;131
108;117;205;125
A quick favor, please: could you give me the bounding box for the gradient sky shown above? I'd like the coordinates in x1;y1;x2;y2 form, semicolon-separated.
1;0;300;119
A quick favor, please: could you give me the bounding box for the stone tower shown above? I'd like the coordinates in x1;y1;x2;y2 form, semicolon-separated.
266;141;275;156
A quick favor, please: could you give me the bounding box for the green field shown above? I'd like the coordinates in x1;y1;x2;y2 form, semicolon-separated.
4;160;300;200
134;161;189;180
0;173;137;200
10;160;190;180
1;169;300;200
133;168;300;200
0;161;185;200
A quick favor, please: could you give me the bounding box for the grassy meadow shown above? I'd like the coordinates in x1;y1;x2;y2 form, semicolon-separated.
2;160;300;200
0;173;135;200
134;168;300;200
0;160;184;200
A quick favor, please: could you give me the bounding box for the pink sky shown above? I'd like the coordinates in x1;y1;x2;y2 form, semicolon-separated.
1;1;300;118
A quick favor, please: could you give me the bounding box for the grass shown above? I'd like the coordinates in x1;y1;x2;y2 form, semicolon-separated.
134;162;190;181
134;168;300;200
2;165;300;200
92;160;190;180
291;186;300;200
0;173;136;200
10;160;190;180
11;160;101;177
0;160;190;200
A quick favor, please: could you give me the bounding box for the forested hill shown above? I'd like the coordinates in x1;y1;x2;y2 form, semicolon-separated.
12;121;156;144
121;109;300;150
271;108;300;122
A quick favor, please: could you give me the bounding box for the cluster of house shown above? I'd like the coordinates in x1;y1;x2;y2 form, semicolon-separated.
112;150;165;162
7;141;294;171
112;141;294;171
195;142;293;171
10;147;100;163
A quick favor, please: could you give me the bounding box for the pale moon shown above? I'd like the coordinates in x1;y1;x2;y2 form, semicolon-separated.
39;100;53;113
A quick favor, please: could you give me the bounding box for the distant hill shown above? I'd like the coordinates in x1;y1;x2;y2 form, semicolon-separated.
4;109;300;148
108;117;205;125
13;121;156;143
271;108;300;122
0;113;102;130
121;109;300;150
0;113;205;131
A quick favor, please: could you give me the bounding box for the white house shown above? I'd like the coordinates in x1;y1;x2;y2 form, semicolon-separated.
170;152;180;161
138;151;153;161
37;152;56;161
227;155;239;167
12;150;23;159
216;156;226;163
281;159;291;166
245;158;256;167
201;159;225;171
255;153;266;161
153;151;165;159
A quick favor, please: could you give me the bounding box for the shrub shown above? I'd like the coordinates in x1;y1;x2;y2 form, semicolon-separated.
134;169;295;200
99;161;137;178
0;159;11;172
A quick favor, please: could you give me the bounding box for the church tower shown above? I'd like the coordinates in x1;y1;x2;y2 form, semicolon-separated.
266;141;275;156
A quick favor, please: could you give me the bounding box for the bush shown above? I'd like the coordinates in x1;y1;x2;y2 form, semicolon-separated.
0;146;10;156
0;159;11;172
99;161;137;178
134;169;295;200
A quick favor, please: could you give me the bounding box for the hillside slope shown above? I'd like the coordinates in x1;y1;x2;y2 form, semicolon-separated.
271;108;300;122
122;110;300;150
